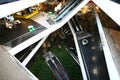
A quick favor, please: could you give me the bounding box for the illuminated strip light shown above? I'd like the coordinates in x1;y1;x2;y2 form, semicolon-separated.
22;35;49;66
95;11;120;80
68;21;88;80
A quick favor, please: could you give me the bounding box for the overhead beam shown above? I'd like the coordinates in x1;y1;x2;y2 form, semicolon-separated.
93;0;120;26
22;35;49;66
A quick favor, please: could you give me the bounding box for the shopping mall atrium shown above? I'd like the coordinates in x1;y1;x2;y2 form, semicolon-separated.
0;0;120;80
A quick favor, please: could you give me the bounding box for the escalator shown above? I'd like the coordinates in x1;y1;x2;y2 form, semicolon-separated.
55;0;83;22
43;51;71;80
52;56;71;80
47;60;63;80
68;13;110;80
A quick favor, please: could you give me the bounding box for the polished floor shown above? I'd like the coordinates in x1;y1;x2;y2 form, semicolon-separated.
0;19;46;48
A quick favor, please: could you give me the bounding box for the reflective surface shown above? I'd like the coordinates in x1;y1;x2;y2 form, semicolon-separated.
0;19;46;49
72;10;110;79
